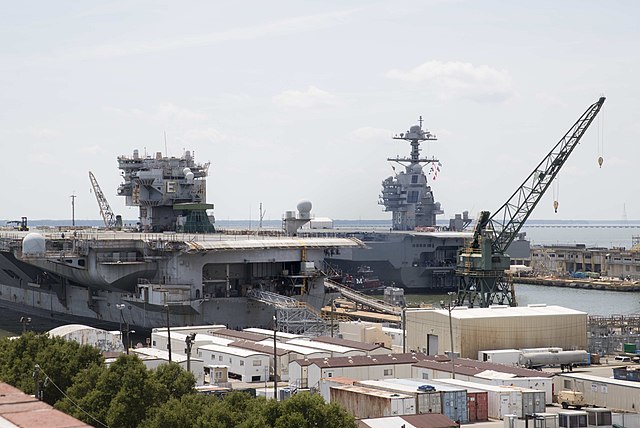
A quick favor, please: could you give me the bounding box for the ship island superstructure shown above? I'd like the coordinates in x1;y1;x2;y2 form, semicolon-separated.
0;150;361;332
380;118;443;231
316;117;472;290
117;149;215;233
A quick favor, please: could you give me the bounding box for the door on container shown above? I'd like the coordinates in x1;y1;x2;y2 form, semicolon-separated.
500;395;510;419
427;334;438;355
468;393;477;422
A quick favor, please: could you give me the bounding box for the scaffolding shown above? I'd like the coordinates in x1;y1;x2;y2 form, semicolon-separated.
246;289;327;336
588;315;640;356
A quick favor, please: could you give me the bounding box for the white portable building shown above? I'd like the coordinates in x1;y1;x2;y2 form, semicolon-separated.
197;344;270;382
286;338;366;357
477;349;522;366
132;347;205;385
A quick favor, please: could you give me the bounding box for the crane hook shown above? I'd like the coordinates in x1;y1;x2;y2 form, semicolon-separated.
553;200;559;213
598;156;603;168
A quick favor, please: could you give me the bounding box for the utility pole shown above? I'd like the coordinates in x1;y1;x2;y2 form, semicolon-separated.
185;333;196;372
70;193;76;227
116;303;125;351
273;313;278;401
440;291;457;379
165;302;172;362
33;364;42;401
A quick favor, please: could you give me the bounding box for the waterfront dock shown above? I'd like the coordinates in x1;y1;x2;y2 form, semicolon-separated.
516;276;640;291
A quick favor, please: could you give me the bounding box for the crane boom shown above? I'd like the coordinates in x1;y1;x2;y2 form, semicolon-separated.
488;97;606;253
89;171;117;229
456;97;606;308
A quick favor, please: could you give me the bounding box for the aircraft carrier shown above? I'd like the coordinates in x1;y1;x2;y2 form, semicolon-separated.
0;150;360;331
318;118;529;290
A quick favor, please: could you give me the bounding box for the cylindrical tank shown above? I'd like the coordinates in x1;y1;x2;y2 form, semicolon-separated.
519;350;589;368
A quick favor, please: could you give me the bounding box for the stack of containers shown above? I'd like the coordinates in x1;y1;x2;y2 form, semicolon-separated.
355;380;442;415
435;378;545;419
382;378;469;424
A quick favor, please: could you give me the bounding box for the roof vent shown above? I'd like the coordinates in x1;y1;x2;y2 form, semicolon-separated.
528;303;547;307
489;305;509;309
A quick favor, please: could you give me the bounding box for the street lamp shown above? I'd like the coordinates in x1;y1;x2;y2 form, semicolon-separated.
440;291;457;379
164;303;172;362
116;303;125;351
185;333;196;372
19;317;31;334
273;313;278;401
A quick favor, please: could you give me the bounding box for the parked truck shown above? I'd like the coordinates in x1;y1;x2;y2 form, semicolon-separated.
518;350;589;371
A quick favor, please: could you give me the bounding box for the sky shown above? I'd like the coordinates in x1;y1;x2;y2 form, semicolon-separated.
1;1;638;222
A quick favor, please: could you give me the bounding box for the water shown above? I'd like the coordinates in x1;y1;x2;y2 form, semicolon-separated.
395;283;640;317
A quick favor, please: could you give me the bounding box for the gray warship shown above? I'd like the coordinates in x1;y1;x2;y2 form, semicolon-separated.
320;118;529;290
0;150;359;331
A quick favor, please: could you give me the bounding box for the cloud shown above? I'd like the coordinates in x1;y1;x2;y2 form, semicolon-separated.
386;60;514;102
43;9;357;61
78;145;106;155
272;85;339;109
108;103;209;123
348;127;391;142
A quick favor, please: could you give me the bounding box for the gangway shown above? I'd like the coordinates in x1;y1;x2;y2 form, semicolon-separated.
246;289;327;336
323;279;401;316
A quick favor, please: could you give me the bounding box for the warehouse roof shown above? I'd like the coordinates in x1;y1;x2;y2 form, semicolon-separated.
409;304;585;320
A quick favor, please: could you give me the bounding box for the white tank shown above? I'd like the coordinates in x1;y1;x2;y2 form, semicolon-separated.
22;233;46;256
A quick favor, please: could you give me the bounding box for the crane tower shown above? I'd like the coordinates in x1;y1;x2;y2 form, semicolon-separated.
456;97;606;307
89;171;121;230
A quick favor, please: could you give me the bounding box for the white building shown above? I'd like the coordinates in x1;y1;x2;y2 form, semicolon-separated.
289;353;433;390
48;324;124;353
197;343;270;382
406;305;587;359
286;338;366;357
232;340;330;381
132;347;205;385
151;331;233;356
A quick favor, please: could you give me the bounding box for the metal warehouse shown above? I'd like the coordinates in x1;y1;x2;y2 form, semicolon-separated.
405;304;587;359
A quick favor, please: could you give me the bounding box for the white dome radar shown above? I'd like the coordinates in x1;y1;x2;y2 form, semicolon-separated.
22;233;46;256
297;200;312;220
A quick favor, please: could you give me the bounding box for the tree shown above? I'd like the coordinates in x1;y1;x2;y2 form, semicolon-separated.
0;332;103;405
56;355;197;428
141;391;357;428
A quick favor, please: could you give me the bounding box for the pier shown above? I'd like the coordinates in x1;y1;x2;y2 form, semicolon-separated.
515;276;640;291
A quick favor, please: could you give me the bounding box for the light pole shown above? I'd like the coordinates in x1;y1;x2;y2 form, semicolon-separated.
440;291;457;379
19;317;31;334
273;313;278;401
185;333;196;372
165;303;172;362
116;303;125;351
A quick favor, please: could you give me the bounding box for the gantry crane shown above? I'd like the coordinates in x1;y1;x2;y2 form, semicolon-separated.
456;97;606;307
89;171;119;229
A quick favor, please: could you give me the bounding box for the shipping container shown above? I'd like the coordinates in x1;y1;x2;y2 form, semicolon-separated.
355;379;442;415
505;386;545;416
623;343;636;354
585;408;612;428
329;384;416;419
558;410;587;428
383;378;468;424
478;349;522;365
319;377;357;402
435;378;536;420
489;376;553;404
612;367;640;382
466;390;489;422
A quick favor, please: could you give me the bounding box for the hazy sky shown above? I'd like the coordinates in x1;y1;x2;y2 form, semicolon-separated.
1;1;638;222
